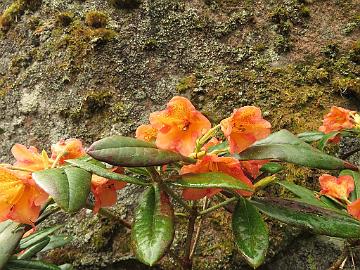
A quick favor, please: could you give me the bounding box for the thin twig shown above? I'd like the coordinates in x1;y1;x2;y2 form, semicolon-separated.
162;183;193;213
199;197;237;216
183;202;198;270
328;246;348;270
190;198;208;258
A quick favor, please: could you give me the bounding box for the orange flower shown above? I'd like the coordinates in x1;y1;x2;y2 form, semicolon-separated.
319;106;355;134
180;155;254;200
12;144;50;171
0;167;48;225
135;124;158;142
91;168;127;213
221;106;271;154
51;138;86;164
240;160;268;179
347;198;360;220
319;174;354;200
149;96;211;156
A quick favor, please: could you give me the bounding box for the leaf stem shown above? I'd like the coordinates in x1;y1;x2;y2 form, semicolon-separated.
254;175;277;191
190;198;208;258
199;197;238;216
0;164;35;172
161;183;193;213
183;202;198;270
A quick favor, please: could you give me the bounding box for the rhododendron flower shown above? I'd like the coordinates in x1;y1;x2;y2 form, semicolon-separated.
202;138;221;152
12;144;51;171
240;160;268;179
136;124;158;142
51;138;86;164
149;96;211;156
221;106;271;154
180;154;254;200
319;106;355;134
347;198;360;220
91;168;127;213
319;174;354;200
0;167;48;225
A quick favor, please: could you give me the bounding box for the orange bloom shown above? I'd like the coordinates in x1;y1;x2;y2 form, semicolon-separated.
221;106;271;154
319;174;354;200
319;106;355;134
202;138;221;152
180;155;254;200
12;144;50;171
135;124;158;142
0;167;48;225
240;160;268;179
91;168;127;213
51;138;86;164
347;198;360;220
149;96;211;156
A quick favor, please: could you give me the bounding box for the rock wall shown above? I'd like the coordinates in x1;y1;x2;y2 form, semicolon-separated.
0;0;359;269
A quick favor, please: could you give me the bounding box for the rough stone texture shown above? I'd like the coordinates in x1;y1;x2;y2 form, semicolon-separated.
0;0;359;269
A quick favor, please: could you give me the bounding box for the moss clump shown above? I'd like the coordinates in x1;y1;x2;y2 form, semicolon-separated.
300;5;311;18
85;11;108;28
306;67;329;84
84;91;113;114
56;12;73;27
143;38;158;51
109;0;141;9
343;14;360;35
176;75;197;93
0;0;41;31
332;77;360;96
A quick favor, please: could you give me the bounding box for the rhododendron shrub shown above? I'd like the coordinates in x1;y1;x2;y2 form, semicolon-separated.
1;98;360;270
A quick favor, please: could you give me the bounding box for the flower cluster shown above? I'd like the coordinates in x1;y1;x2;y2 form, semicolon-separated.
0;139;126;225
136;96;271;200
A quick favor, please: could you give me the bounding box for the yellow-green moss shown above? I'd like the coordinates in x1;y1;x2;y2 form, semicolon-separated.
56;12;74;27
176;75;197;93
85;11;108;28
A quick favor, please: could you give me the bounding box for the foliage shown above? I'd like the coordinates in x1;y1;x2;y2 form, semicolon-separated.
0;97;360;269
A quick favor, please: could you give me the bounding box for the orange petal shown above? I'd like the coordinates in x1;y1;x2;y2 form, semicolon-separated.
51;138;86;164
136;124;158;142
11;144;46;171
319;174;354;200
319;106;355;134
348;198;360;220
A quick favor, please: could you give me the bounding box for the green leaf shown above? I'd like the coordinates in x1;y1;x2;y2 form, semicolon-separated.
19;226;62;251
260;162;283;174
340;170;360;201
236;130;356;170
173;172;254;192
18;238;50;260
87;135;195;167
297;131;325;142
232;197;269;268
32;167;91;213
41;235;73;252
0;221;25;269
131;184;175;266
251;197;360;238
318;131;340;150
66;159;148;186
5;259;60;270
59;264;74;270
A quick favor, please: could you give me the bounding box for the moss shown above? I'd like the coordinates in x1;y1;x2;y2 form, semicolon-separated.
110;0;141;9
0;0;41;31
321;44;339;59
85;11;108;28
274;35;292;53
83;90;113;114
332;77;360;96
56;12;73;27
305;67;329;84
342;14;360;35
349;40;360;64
176;75;197;93
143;38;158;51
300;5;311;18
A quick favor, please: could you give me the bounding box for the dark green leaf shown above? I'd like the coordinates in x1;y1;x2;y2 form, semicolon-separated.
260;162;283;174
340;170;360;201
87;135;195;167
173;172;254;192
236;130;356;170
32;168;91;213
297;131;325;142
232;197;268;268
131;184;174;266
19;226;62;250
41;235;73;252
0;221;25;269
18;238;50;260
251;197;360;238
5;259;60;270
66;159;148;186
318;131;340;150
207;141;229;153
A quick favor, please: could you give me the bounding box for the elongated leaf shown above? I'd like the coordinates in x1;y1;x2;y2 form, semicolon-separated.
297;131;325;142
260;162;283;174
340;170;360;201
173;172;254;192
236;130;356;170
318;131;340;150
0;221;25;269
131;185;174;266
59;264;74;270
32;168;91;213
232;197;268;268
251;197;360;238
87;135;195;167
66;159;148;186
19;226;62;250
18;238;50;260
5;259;60;270
41;235;73;252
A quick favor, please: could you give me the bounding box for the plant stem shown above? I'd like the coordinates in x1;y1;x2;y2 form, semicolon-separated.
183;202;198;270
162;183;193;213
190;198;208;258
0;164;35;172
199;197;238;216
51;150;67;168
98;208;132;229
254;175;277;190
